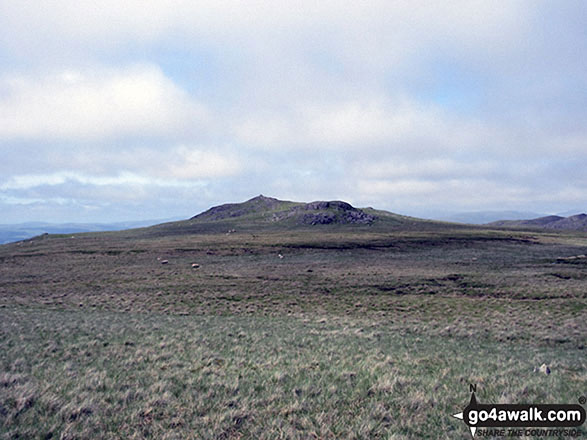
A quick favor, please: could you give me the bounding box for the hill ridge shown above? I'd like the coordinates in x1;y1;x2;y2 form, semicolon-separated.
488;213;587;231
192;195;376;226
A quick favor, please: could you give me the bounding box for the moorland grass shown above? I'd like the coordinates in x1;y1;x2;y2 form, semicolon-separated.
1;307;585;439
0;227;585;438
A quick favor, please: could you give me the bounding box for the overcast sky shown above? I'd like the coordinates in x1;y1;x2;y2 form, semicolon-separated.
1;1;586;223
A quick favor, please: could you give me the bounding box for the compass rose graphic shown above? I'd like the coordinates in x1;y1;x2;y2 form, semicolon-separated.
453;392;479;438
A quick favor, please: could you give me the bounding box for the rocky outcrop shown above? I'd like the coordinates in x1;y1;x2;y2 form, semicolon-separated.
288;201;375;225
192;196;376;226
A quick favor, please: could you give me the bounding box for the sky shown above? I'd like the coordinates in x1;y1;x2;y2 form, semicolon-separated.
1;0;586;223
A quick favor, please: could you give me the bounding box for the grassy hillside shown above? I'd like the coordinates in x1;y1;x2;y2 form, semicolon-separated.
137;196;438;237
0;202;586;438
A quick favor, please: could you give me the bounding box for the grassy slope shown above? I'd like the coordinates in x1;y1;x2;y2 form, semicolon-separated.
144;196;423;235
0;223;586;439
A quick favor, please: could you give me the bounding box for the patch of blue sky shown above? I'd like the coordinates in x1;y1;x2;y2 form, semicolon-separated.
405;58;487;116
305;45;347;78
155;47;227;100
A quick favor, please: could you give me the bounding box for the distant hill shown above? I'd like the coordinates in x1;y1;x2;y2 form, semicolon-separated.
144;195;448;236
438;210;546;225
488;214;587;231
0;219;180;244
192;195;376;226
0;197;463;244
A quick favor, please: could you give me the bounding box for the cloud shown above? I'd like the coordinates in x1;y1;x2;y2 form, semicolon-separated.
0;194;71;206
0;1;528;61
0;171;189;191
0;1;585;222
0;65;208;141
355;177;535;212
165;146;241;179
0;144;241;191
234;98;487;153
0;142;243;221
352;158;498;181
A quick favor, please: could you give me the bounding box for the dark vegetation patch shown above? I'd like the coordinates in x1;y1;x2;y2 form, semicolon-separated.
547;271;587;280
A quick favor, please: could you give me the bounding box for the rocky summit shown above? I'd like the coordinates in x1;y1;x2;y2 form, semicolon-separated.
192;195;376;226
